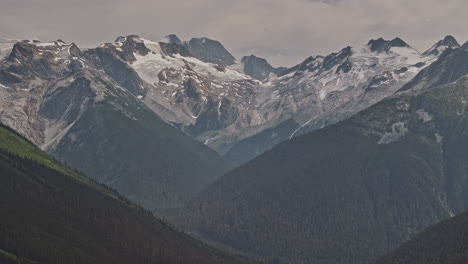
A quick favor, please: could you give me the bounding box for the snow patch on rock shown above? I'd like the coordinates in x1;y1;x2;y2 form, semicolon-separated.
416;109;433;123
378;122;409;144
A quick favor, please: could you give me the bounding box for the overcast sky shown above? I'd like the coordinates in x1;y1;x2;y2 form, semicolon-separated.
1;0;467;66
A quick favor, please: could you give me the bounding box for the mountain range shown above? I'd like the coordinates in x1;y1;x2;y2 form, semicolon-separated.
1;34;465;158
225;36;468;163
4;34;463;163
2;33;468;264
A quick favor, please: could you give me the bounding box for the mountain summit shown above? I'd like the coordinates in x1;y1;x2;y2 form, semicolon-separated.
186;37;236;66
462;41;468;51
160;34;236;66
164;34;182;45
422;35;461;56
240;54;286;80
368;37;410;52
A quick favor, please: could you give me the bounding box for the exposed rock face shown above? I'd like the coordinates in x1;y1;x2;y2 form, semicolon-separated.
463;41;468;51
0;39;18;61
186;37;236;66
0;40;91;147
368;37;410;52
240;54;286;80
164;34;182;45
422;35;461;57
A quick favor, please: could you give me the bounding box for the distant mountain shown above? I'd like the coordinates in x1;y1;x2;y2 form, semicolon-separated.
463;41;468;51
373;211;468;264
185;75;468;264
0;39;232;215
0;39;17;61
162;34;236;66
422;35;461;57
164;34;183;45
89;35;454;163
186;37;237;66
0;123;252;264
398;47;468;93
240;55;287;80
88;35;262;154
368;37;410;52
73;35;463;165
224;37;448;164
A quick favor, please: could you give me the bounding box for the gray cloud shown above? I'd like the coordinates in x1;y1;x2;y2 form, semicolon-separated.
1;0;467;66
306;0;343;4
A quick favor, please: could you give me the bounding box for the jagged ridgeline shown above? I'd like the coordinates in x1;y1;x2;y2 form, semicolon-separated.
185;76;468;264
0;123;252;264
225;36;468;164
3;35;459;172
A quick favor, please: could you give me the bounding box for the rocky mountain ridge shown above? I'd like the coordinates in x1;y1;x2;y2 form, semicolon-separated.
94;34;462;160
225;36;463;163
3;35;460;162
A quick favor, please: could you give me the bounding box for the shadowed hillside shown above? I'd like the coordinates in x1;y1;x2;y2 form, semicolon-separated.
0;123;252;264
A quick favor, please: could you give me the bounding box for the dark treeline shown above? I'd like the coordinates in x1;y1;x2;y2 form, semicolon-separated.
0;147;252;264
374;211;468;264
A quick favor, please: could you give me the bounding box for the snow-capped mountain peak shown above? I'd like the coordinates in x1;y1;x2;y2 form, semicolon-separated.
238;54;287;80
368;37;410;52
0;38;138;149
34;34;450;160
163;34;182;45
123;36;251;84
462;41;468;51
186;37;236;66
87;35;263;148
422;35;461;57
114;35;127;43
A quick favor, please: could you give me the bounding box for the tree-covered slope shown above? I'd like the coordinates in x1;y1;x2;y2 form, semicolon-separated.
373;210;468;264
49;83;233;213
185;76;468;264
0;123;252;264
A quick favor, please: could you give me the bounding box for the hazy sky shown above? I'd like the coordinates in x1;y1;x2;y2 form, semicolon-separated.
1;0;467;66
